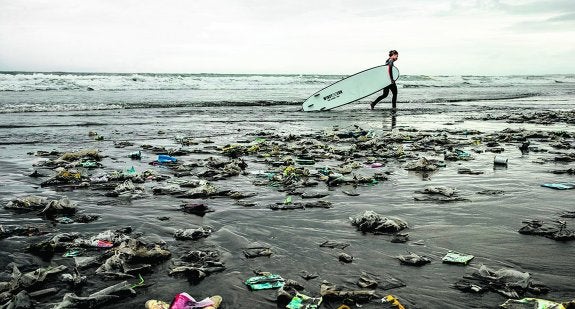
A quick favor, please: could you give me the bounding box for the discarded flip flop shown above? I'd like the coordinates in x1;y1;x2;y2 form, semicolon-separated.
144;299;170;309
204;295;222;309
541;183;575;190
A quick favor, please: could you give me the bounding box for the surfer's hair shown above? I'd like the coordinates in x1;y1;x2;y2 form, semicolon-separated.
389;50;398;56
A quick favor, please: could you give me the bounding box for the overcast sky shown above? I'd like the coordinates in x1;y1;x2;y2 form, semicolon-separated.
1;0;574;75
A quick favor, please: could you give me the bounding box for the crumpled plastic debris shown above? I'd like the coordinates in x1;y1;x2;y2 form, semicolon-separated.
5;264;67;292
174;226;213;240
106;179;146;198
286;292;322;309
53;280;135;309
319;240;350;249
404;157;439;172
169;292;215;309
442;251;475;265
397;252;431;266
519;220;575;241
414;186;468;202
455;264;548;298
0;290;33;309
350;210;408;234
381;295;406;309
500;297;567;309
270;200;332;210
338;253;353;263
40;169;89;187
4;196;76;216
180;203;214;216
243;247;273;258
245;274;285;290
169;248;225;283
445;148;472;161
319;281;377;303
0;225;48;240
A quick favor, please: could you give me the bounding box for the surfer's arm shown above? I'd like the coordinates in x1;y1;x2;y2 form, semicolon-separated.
388;60;395;83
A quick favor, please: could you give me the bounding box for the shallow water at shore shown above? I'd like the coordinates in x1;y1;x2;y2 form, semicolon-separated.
1;95;575;308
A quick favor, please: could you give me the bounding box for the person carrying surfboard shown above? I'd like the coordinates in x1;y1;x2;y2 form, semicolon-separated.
370;50;399;110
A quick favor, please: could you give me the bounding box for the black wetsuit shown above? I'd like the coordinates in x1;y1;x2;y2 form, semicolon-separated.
371;58;397;109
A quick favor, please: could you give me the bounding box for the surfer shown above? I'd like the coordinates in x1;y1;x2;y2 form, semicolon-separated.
371;50;399;110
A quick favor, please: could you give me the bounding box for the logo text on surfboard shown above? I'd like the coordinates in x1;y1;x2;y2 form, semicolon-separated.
323;90;343;101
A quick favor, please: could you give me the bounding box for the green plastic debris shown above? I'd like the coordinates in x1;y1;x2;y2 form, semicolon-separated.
284;196;292;205
442;251;474;265
126;166;136;175
500;297;566;309
130;274;145;288
455;149;470;158
317;167;331;176
63;249;83;257
56;217;75;224
80;161;98;168
286;293;322;309
244;274;285;290
254;137;266;143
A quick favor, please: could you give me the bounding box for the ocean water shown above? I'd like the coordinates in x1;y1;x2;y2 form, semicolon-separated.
0;71;574;308
1;72;574;113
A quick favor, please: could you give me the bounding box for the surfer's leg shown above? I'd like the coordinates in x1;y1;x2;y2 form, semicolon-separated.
390;84;398;109
371;87;390;109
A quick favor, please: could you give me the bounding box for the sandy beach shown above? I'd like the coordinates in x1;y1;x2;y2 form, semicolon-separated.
1;80;574;309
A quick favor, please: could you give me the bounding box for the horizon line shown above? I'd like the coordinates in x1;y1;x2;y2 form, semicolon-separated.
0;70;573;77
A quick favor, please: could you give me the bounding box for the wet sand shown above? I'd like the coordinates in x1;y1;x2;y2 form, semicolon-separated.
1;102;574;308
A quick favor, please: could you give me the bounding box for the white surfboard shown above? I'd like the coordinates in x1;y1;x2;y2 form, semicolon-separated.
302;65;399;111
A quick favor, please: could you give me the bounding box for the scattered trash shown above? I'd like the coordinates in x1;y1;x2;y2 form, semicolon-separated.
350;210;408;234
300;271;319;281
414;186;468;202
458;168;484;175
129;151;142;160
500;297;569;309
391;233;409;243
243;247;273;258
319;240;350;249
442;251;474;265
179;203;214;216
62;249;83;257
53;281;136;309
245;274;285;290
397;252;431;266
286;292;322;309
338;253;353;263
519;220;575;241
168;292;219;309
454;264;548;298
382;295;406;309
494;156;509;166
320;281;377;303
157;154;177;163
541;183;575;190
174;226;213;240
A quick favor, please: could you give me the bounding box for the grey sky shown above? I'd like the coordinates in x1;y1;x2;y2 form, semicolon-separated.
0;0;574;75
